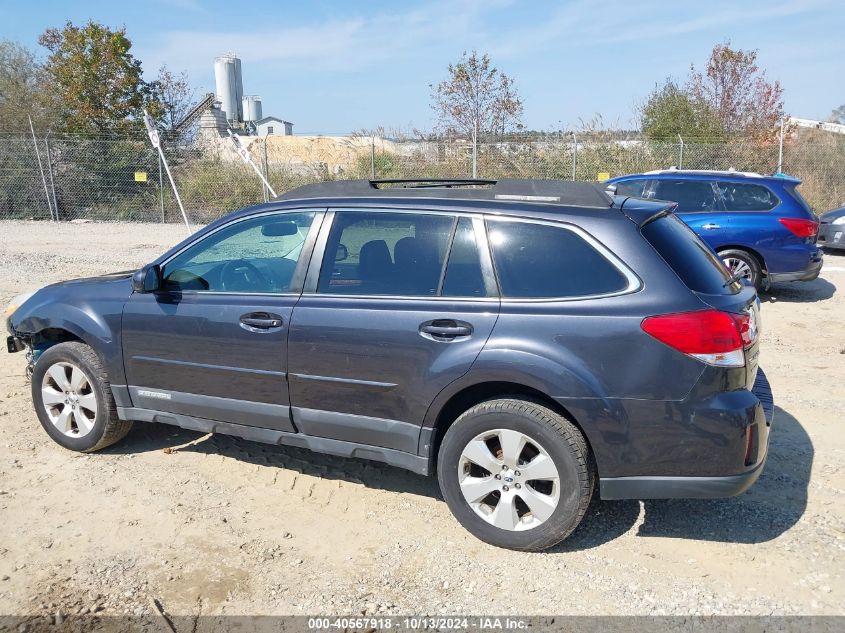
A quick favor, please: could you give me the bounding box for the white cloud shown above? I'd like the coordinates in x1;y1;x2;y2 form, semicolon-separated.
137;0;509;74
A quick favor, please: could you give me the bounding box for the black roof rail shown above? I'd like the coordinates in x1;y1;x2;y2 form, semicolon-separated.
370;178;497;188
277;178;614;208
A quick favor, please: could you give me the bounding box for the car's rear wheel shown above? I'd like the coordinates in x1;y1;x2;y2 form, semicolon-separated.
437;398;593;551
31;342;133;452
719;248;763;290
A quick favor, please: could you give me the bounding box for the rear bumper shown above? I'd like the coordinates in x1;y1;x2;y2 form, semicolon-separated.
599;457;767;500
599;368;775;500
768;250;823;282
818;223;845;250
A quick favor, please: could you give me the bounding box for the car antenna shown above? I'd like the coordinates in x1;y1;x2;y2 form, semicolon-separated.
227;129;278;199
143;110;193;235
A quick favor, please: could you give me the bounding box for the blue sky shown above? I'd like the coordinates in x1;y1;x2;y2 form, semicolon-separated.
2;0;843;133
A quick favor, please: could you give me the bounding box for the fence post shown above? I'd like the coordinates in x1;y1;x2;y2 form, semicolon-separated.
370;136;376;179
777;117;785;174
44;131;59;219
677;133;684;169
571;132;577;180
158;153;165;222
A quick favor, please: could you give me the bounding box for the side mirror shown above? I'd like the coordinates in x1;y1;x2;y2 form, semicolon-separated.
335;244;349;262
132;264;162;293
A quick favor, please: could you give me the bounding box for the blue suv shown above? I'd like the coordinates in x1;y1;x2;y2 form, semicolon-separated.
607;170;822;289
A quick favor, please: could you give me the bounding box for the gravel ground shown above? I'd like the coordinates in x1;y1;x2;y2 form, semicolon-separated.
0;220;843;619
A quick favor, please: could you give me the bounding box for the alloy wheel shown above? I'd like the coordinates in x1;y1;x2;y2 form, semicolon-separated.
457;429;560;531
40;361;98;438
723;256;753;281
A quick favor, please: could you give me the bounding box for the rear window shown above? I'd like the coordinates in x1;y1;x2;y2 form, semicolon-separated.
641;214;738;295
486;220;629;298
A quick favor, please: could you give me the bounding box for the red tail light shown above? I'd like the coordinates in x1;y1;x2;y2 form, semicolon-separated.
641;309;753;367
779;217;818;238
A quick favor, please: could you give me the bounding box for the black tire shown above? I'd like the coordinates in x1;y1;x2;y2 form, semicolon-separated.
31;342;133;452
718;248;763;290
437;398;594;551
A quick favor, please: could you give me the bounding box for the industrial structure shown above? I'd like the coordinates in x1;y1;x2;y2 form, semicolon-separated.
209;54;292;137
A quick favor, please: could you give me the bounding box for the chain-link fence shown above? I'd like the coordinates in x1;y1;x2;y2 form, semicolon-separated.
2;131;843;224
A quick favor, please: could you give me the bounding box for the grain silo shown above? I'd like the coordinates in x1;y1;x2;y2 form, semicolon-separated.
214;54;243;124
243;96;263;123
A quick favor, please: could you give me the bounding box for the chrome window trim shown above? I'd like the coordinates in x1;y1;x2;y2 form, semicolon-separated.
301;294;500;303
302;207;640;303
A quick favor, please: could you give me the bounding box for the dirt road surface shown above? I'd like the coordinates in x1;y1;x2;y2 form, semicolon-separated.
1;220;843;619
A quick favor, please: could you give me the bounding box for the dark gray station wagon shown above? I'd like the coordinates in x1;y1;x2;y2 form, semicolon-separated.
6;179;774;551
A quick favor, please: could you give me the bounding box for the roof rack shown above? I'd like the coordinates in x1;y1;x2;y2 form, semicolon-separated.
643;168;766;178
277;178;614;208
371;178;496;188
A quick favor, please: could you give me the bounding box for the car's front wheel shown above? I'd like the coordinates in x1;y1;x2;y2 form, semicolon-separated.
437;398;594;551
31;342;133;452
719;248;763;290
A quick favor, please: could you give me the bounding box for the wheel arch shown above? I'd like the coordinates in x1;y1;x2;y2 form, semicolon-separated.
14;304;122;382
715;244;768;274
421;379;597;476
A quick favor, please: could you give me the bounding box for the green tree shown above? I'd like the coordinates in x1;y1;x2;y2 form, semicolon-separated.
640;79;723;141
38;20;160;134
830;104;845;125
430;51;523;138
0;40;57;132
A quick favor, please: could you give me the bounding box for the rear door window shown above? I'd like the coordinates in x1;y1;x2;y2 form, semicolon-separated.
652;179;719;213
716;182;779;211
486;219;630;298
641;214;737;295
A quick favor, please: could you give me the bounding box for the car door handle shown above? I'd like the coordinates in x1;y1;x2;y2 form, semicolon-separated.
239;312;284;330
419;319;473;341
702;223;721;230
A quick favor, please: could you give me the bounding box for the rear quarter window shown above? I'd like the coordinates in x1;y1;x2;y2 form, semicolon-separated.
641;214;738;295
716;182;778;211
613;179;648;197
486;219;630;298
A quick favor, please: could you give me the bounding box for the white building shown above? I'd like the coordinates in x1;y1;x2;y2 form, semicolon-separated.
255;116;294;136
